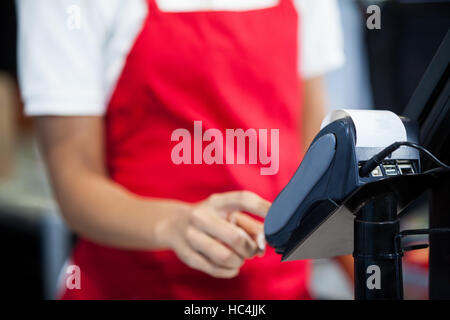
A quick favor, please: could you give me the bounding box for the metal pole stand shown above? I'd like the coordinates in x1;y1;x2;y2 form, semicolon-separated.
353;193;404;300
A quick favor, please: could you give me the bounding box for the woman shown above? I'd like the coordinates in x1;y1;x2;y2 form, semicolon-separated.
17;0;345;299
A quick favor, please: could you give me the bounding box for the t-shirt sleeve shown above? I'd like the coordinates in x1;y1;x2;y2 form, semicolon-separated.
17;0;117;116
295;0;345;79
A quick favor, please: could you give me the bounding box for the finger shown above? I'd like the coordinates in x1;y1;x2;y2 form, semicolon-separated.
186;226;243;269
191;207;259;258
230;212;263;237
175;241;239;279
209;191;271;218
230;212;266;252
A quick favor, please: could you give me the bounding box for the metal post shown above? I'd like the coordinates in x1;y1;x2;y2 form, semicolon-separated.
429;178;450;299
353;193;404;300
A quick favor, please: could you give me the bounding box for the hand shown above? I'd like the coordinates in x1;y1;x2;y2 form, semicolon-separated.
163;191;270;278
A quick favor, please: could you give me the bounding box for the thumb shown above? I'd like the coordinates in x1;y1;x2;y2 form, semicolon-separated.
210;191;271;218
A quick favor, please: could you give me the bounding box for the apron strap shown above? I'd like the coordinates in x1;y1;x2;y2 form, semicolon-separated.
147;0;290;14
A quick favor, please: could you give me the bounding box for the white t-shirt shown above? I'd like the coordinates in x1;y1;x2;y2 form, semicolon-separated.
17;0;345;116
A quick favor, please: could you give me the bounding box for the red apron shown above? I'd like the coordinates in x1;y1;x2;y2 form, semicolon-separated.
62;0;310;299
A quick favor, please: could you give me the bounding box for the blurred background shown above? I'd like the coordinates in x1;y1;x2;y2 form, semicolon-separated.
0;0;449;300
